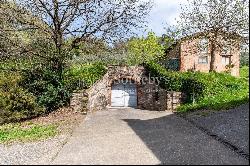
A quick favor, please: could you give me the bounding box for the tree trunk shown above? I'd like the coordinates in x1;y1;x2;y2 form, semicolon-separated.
209;32;218;72
210;40;216;72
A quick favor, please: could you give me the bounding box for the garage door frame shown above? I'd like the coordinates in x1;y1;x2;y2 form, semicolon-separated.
111;82;138;108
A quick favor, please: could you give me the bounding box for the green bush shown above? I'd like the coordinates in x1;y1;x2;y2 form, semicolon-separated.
64;62;107;90
0;57;106;123
0;72;44;124
146;62;205;102
146;62;249;112
240;52;249;67
240;66;249;79
21;65;71;112
20;62;106;112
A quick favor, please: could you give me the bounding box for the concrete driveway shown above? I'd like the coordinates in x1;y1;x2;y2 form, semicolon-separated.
185;104;249;156
52;108;248;165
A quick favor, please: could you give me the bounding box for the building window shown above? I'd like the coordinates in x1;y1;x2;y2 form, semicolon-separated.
222;56;231;65
199;38;209;54
198;56;208;64
166;58;180;71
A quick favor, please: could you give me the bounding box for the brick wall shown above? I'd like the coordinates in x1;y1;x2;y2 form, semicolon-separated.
166;35;240;77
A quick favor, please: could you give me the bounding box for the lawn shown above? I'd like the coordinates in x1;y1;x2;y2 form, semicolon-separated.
0;107;85;144
177;71;249;113
147;62;249;113
0;123;58;144
240;66;249;79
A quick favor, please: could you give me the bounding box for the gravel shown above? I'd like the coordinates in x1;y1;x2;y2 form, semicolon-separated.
0;107;85;165
0;134;68;165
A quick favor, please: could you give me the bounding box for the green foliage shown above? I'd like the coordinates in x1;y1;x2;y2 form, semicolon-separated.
70;38;109;57
146;62;249;112
240;66;249;79
178;72;249;112
20;62;106;112
0;72;45;124
240;52;249;67
0;60;107;124
0;123;57;144
21;65;71;112
127;32;165;65
64;62;107;90
146;62;205;102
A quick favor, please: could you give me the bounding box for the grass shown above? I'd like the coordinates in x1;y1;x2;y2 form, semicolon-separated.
240;66;249;79
177;73;249;113
147;62;249;113
0;122;58;144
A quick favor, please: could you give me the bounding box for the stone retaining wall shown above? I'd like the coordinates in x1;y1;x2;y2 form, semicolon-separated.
70;90;88;114
86;65;186;112
166;91;186;112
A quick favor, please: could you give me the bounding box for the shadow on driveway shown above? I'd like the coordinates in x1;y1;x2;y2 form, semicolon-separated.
123;112;249;165
52;108;249;165
184;103;249;156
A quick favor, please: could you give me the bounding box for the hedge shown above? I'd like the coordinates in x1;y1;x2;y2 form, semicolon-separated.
0;72;45;124
146;62;249;112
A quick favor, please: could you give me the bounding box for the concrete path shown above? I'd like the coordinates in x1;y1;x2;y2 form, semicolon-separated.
52;108;248;165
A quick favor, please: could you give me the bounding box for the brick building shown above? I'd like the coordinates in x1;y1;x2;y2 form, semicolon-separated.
165;31;242;77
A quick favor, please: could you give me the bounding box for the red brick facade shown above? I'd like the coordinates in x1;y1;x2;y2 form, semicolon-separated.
167;34;241;77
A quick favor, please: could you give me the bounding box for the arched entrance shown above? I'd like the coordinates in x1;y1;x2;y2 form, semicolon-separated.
111;79;137;107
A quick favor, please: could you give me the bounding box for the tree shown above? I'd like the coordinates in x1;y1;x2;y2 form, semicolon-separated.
1;0;152;76
127;32;165;65
0;0;153;112
178;0;249;71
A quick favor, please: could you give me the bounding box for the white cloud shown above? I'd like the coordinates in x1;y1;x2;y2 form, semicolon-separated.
139;0;189;36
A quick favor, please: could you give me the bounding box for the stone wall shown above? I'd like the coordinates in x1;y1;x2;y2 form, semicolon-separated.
87;65;145;112
166;91;186;112
137;82;167;111
70;90;88;114
87;65;185;112
87;78;109;112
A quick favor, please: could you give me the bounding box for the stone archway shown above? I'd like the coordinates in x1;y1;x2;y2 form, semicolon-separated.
87;66;144;112
87;65;183;113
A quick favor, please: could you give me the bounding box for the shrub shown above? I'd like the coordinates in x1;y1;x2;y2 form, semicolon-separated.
240;66;249;79
146;62;249;112
146;62;206;102
240;52;249;67
0;72;44;124
64;62;107;90
21;65;71;112
20;62;106;112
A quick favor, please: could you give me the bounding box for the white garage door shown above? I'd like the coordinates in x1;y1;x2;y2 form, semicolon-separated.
111;83;137;107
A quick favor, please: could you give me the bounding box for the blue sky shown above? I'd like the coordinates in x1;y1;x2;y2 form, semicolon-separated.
139;0;188;36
